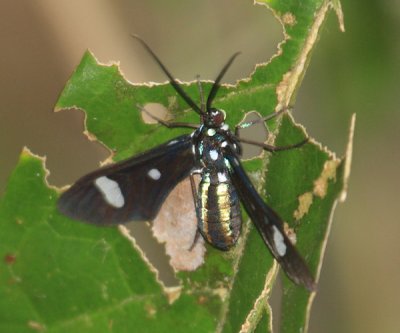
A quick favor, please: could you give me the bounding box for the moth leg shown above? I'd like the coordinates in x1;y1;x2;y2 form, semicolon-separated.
238;137;309;152
188;230;202;252
233;106;308;152
188;173;201;251
137;104;199;129
234;107;292;136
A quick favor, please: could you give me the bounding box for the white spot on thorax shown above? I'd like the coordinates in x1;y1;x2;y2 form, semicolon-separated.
148;168;161;180
272;225;287;256
207;128;216;136
94;176;125;208
217;172;228;182
209;150;218;161
221;124;229;131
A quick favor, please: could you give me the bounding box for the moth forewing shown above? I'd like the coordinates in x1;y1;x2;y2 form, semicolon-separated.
225;151;316;291
58;135;195;224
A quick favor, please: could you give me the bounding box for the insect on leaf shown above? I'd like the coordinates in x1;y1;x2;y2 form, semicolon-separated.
0;1;351;332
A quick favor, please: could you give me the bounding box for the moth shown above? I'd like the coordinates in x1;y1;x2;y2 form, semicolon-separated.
58;35;316;291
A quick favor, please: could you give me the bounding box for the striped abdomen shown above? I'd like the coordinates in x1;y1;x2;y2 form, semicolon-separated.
197;172;242;250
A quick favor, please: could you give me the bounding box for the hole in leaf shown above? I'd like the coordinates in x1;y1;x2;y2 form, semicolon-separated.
141;103;170;124
270;275;283;331
120;178;204;289
237;111;268;159
122;222;180;287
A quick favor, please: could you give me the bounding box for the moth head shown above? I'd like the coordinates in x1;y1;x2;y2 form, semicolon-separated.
204;108;226;128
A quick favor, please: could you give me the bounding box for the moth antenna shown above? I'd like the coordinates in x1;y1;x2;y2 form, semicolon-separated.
131;34;204;115
206;51;241;112
196;75;206;114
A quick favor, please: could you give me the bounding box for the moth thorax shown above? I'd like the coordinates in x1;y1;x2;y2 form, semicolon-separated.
201;139;226;168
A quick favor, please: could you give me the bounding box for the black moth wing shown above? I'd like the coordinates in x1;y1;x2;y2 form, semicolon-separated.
58;135;195;225
225;151;316;291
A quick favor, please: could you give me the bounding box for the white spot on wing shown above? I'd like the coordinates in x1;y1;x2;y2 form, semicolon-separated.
217;172;228;182
221;141;228;148
167;140;178;146
272;225;287;256
94;176;125;208
221;124;229;131
148;168;161;180
209;150;218;161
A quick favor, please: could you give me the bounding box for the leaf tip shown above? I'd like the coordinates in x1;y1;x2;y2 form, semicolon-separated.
340;113;356;202
331;0;345;32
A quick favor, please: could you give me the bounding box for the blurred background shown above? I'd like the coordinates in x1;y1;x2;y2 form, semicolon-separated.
0;1;399;332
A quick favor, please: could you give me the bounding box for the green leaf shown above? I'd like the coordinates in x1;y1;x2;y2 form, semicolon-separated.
0;1;352;332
